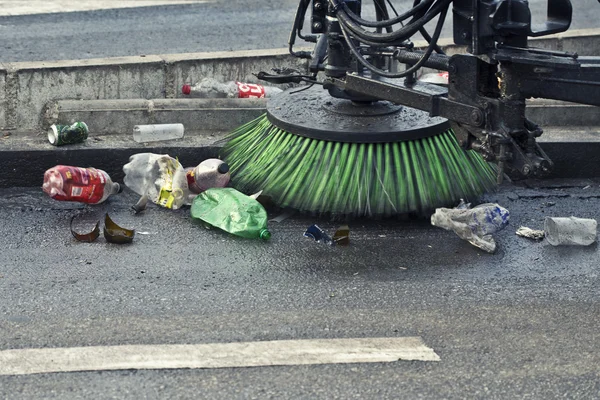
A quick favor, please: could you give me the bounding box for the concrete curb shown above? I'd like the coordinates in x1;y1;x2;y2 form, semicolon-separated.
0;28;597;134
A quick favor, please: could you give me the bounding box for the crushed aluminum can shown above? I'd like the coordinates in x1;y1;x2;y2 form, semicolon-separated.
48;122;89;146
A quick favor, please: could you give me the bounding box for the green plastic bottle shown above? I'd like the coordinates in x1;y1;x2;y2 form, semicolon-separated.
190;188;271;240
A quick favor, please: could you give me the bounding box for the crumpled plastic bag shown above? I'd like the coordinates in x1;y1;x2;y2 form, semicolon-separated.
123;153;192;210
431;201;510;253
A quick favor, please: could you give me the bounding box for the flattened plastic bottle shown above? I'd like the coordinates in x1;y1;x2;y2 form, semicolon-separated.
190;188;271;240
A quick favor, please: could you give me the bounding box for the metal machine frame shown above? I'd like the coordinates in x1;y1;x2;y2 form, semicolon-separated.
268;0;600;183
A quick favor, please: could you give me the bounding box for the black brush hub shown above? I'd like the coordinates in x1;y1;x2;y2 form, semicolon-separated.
267;85;449;144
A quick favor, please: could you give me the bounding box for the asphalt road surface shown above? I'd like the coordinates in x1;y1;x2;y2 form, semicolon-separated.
1;179;599;398
0;0;598;62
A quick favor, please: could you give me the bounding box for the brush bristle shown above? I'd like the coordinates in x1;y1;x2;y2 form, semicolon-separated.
222;114;497;217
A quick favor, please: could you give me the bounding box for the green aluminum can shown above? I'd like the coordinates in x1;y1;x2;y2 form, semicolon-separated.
48;122;89;146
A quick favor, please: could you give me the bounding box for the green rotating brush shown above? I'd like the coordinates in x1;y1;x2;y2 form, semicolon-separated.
221;85;497;218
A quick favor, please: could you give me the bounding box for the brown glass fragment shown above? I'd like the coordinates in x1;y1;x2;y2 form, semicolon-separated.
70;216;100;243
333;225;350;246
103;213;135;244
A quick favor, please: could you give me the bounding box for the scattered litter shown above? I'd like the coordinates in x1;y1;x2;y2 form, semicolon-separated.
583;185;591;190
304;225;333;245
133;124;184;143
304;225;350;246
378;234;387;238
2;132;10;139
48;122;88;146
103;214;135;244
190;188;271;240
544;216;597;246
269;209;296;223
123;153;191;210
70;216;100;243
43;166;121;204
431;201;510;253
542;201;556;207
186;159;230;194
136;231;155;235
332;225;350;246
182;79;283;99
516;226;545;241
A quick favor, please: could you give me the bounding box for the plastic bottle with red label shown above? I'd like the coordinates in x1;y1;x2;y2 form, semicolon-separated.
186;159;231;194
182;78;283;99
42;165;122;204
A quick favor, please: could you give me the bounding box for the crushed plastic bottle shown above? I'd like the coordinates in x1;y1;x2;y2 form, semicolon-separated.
123;153;191;210
186;159;230;194
43;165;121;204
190;188;271;240
182;78;283;99
431;201;510;253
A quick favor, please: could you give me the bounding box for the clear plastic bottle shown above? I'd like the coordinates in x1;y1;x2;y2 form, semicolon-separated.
181;78;283;99
186;159;231;194
133;124;184;143
42;165;121;204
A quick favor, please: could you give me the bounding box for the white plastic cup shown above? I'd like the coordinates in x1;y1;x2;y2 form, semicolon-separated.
544;217;597;246
133;124;184;143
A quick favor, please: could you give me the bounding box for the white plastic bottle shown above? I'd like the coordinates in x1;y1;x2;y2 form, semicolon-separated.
186;159;231;194
182;78;283;99
42;166;121;204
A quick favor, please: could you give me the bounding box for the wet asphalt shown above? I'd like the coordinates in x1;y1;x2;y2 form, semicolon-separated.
0;179;599;398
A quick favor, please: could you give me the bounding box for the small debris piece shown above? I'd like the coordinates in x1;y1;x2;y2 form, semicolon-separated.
103;214;135;244
304;225;333;246
70;216;100;243
516;226;545;241
583;185;591;190
132;195;149;214
332;225;350;246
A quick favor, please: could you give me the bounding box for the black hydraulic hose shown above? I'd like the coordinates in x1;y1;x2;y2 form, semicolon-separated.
340;0;435;28
288;0;312;58
337;0;451;43
339;1;449;78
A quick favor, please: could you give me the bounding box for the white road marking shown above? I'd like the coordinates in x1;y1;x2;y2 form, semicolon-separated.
0;337;440;376
0;1;211;17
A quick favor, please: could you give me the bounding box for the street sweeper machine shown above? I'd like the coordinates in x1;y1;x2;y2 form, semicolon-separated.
222;0;600;218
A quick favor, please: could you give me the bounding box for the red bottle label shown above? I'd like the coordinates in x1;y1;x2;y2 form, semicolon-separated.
236;82;265;98
50;166;106;204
